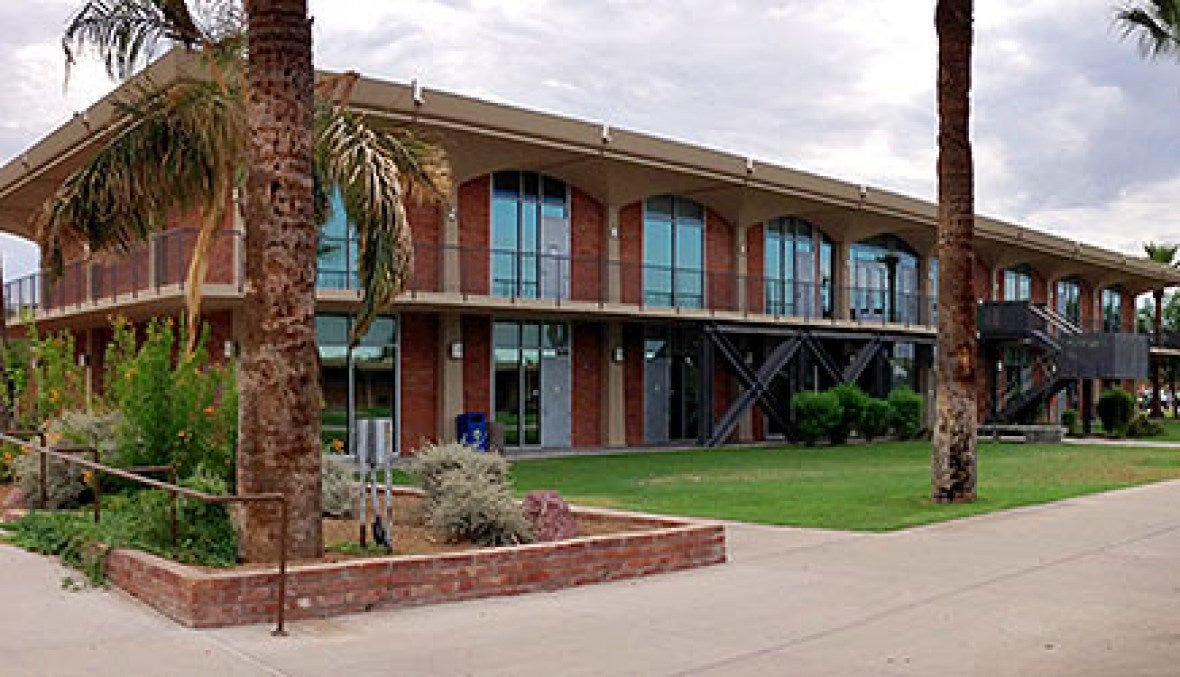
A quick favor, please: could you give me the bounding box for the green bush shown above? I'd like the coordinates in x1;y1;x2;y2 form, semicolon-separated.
829;383;870;444
1097;388;1137;437
860;398;893;441
321;455;356;517
790;391;842;446
887;387;924;440
1060;408;1080;436
12;449;88;509
1127;413;1163;439
409;441;509;496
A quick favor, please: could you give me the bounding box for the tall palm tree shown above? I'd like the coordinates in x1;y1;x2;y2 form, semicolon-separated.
1142;242;1177;418
1116;0;1180;60
931;0;977;504
42;0;449;560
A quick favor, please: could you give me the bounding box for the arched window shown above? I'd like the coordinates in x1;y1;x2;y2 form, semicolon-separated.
1101;287;1123;332
849;235;920;323
491;171;570;299
1055;277;1081;324
764;217;834;318
1003;264;1033;301
643;196;704;308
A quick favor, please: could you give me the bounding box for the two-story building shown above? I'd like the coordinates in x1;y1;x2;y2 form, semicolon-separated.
3;52;1178;453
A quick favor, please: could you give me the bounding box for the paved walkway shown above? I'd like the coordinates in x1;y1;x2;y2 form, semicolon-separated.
4;481;1180;676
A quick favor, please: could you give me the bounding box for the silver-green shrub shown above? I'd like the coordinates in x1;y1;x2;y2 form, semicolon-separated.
321;454;356;517
409;442;532;546
12;449;87;509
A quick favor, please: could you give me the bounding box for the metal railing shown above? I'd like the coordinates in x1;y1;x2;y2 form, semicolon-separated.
2;228;243;321
0;430;289;636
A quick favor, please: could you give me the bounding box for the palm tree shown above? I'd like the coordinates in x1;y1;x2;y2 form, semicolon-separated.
931;0;978;504
1116;1;1180;60
1142;242;1177;418
42;0;450;561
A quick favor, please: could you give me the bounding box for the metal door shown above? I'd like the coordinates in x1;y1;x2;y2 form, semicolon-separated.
540;343;571;448
644;337;671;444
538;213;569;299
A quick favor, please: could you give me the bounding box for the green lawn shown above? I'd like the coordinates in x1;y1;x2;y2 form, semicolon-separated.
497;441;1180;531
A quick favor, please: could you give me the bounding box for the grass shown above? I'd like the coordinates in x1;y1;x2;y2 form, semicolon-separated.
494;440;1180;531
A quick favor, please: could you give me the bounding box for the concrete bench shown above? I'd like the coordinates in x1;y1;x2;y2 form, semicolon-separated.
977;424;1065;444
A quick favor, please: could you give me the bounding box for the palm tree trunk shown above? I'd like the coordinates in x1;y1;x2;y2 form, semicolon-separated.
1151;289;1164;418
238;0;322;561
932;0;978;503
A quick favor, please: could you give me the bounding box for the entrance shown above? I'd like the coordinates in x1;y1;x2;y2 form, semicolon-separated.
493;321;571;448
644;328;701;444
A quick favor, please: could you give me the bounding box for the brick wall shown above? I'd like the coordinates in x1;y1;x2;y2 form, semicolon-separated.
407;201;442;293
619;203;643;305
973;259;992;302
400;312;439;453
746;224;765;314
705;209;736;311
572;323;603;447
103;496;727;629
1079;280;1095;329
570;187;605;302
462;315;490;414
458;177;490;295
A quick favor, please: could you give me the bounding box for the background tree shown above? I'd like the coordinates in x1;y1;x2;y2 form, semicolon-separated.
43;0;449;560
1141;242;1177;417
931;0;978;503
1116;0;1180;60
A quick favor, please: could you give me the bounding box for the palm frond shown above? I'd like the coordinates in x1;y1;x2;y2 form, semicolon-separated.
1116;1;1180;61
63;0;244;81
1144;241;1180;266
314;105;450;344
36;77;245;277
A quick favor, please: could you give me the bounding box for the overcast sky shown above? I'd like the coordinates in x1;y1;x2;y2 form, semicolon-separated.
2;0;1179;281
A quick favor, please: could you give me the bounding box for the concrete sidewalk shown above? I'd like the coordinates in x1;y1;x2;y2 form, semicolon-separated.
4;482;1180;676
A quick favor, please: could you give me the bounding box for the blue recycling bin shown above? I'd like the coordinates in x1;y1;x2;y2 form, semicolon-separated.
456;412;489;451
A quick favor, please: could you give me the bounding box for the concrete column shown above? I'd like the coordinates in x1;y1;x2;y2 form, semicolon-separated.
833;240;852;320
605;204;621;304
437;312;464;441
603;321;626;446
441;186;460;293
735;225;748;312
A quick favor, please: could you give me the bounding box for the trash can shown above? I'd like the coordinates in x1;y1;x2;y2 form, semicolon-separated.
456;412;489;451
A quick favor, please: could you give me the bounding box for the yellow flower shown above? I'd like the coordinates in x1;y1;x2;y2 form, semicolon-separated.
331;439;344;452
203;405;216;415
48;389;60;403
2;453;12;464
82;471;92;484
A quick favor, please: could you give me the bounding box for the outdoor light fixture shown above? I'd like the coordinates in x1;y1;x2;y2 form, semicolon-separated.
77;353;90;368
612;345;625;363
449;341;464;360
411;79;425;106
223;340;238;360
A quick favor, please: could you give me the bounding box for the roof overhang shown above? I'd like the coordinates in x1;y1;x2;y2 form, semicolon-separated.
3;48;1179;293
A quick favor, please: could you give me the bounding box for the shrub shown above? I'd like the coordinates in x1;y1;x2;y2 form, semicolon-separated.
409;442;531;546
47;410;122;454
828;383;870;444
1060;408;1080;436
522;490;579;542
12;448;88;509
321;455;356;517
1127;413;1163;439
409;442;509;497
888;387;924;439
104;317;236;484
790;391;841;446
1097;388;1137;437
859;398;893;441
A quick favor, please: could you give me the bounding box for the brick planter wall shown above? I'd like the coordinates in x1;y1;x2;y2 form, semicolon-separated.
104;502;726;628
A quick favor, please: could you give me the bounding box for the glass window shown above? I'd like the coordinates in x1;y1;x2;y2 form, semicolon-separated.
849;234;920;323
644;196;705;308
494;321;567;448
763;217;834;318
491;171;569;299
1102;287;1123;332
317;189;359;289
315;313;398;456
1003;265;1032;302
1055;278;1081;324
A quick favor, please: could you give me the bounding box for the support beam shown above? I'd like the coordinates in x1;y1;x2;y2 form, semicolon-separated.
706;326;801;446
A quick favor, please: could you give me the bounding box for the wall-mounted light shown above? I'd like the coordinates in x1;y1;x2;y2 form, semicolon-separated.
612;345;625;363
411;78;425;106
449;341;464;360
77;353;90;368
223;340;238;360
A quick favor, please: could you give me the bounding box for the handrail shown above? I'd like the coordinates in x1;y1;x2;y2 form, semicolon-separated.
0;430;289;636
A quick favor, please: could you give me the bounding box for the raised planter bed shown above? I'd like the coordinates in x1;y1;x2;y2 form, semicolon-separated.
104;490;727;628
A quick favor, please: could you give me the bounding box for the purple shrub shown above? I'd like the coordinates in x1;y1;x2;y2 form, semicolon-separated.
522;490;579;542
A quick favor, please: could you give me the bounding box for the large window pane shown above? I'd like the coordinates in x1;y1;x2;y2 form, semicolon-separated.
490;171;569;300
644;196;704;309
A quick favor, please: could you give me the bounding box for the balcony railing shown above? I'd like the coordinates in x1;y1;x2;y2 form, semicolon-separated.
3;228;242;321
5;239;941;328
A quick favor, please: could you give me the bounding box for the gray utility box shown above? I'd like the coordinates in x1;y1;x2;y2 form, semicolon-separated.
1058;333;1150;380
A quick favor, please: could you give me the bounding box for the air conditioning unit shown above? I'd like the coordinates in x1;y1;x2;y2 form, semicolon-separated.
355;418;396;466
